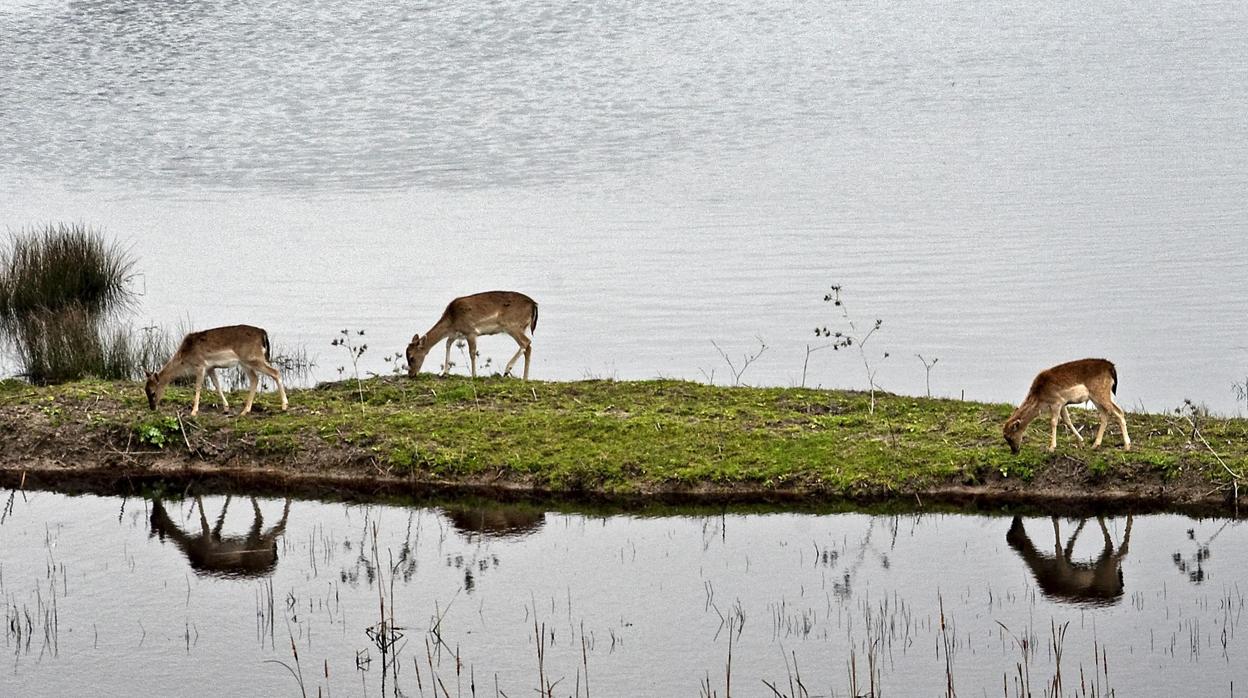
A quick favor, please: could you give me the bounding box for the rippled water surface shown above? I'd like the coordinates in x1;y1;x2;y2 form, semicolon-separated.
1;492;1245;696
2;0;1247;410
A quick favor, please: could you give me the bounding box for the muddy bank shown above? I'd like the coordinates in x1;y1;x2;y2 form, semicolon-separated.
0;377;1243;516
0;456;1232;518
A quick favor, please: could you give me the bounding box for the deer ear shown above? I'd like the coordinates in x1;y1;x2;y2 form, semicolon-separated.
1006;418;1021;431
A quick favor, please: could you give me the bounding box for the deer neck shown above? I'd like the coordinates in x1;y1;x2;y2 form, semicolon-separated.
154;355;189;387
423;316;458;346
1010;397;1043;428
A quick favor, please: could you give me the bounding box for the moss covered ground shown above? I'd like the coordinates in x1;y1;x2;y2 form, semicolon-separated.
0;376;1244;510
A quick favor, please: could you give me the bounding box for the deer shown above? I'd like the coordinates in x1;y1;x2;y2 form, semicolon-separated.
1002;358;1131;454
145;324;289;416
1006;515;1133;606
406;291;538;379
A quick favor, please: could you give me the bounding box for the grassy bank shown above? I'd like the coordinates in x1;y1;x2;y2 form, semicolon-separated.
0;376;1244;511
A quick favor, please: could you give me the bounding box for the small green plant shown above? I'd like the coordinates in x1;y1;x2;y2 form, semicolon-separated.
331;329;368;413
1086;457;1112;478
813;284;890;413
382;351;406;376
998;461;1034;480
1173;398;1242;500
135;415;181;449
916;354;939;397
708;336;768;387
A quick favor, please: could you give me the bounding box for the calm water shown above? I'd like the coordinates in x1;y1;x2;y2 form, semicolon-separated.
2;0;1248;412
1;491;1245;696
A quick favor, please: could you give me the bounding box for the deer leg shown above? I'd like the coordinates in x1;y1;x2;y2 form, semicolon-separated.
1047;405;1061;452
191;366;207;416
241;368;260;414
466;335;479;378
503;330;530;378
208;369;229;413
1113;400;1131;451
1060;405;1084;443
442;337;454;375
1090;393;1127;449
257;361;288;411
1091;407;1109;449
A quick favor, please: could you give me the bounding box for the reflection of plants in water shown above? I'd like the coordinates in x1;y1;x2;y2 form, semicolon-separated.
4;513;63;660
446;551;500;593
1173;521;1238;584
340;509;422;586
1;486;23;524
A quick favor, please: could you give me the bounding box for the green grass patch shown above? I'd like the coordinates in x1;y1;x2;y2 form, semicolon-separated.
4;375;1246;499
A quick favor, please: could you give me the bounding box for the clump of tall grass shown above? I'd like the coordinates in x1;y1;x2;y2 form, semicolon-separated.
0;223;144;384
0;223;135;323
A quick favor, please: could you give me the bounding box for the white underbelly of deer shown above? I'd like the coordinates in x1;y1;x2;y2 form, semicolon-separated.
1055;385;1091;405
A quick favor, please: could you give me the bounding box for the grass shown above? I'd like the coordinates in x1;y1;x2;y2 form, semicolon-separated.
2;375;1246;506
0;222;135;323
0;223;150;384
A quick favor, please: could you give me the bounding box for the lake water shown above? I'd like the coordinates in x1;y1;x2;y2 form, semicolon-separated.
2;0;1248;413
1;491;1245;696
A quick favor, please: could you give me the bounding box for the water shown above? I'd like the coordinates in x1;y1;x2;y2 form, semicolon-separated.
1;491;1244;695
2;0;1248;412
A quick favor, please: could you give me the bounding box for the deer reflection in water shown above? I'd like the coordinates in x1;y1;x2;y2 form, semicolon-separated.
443;505;546;541
1006;515;1133;606
150;496;291;578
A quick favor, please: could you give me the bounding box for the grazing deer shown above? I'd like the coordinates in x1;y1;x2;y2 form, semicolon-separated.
1002;358;1130;454
406;291;538;379
1006;515;1132;606
145;324;289;416
149;496;292;579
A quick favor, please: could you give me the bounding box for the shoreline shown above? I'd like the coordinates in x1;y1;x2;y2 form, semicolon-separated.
0;376;1242;516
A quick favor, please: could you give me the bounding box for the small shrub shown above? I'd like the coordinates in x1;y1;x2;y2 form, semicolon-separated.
134;415;181;449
